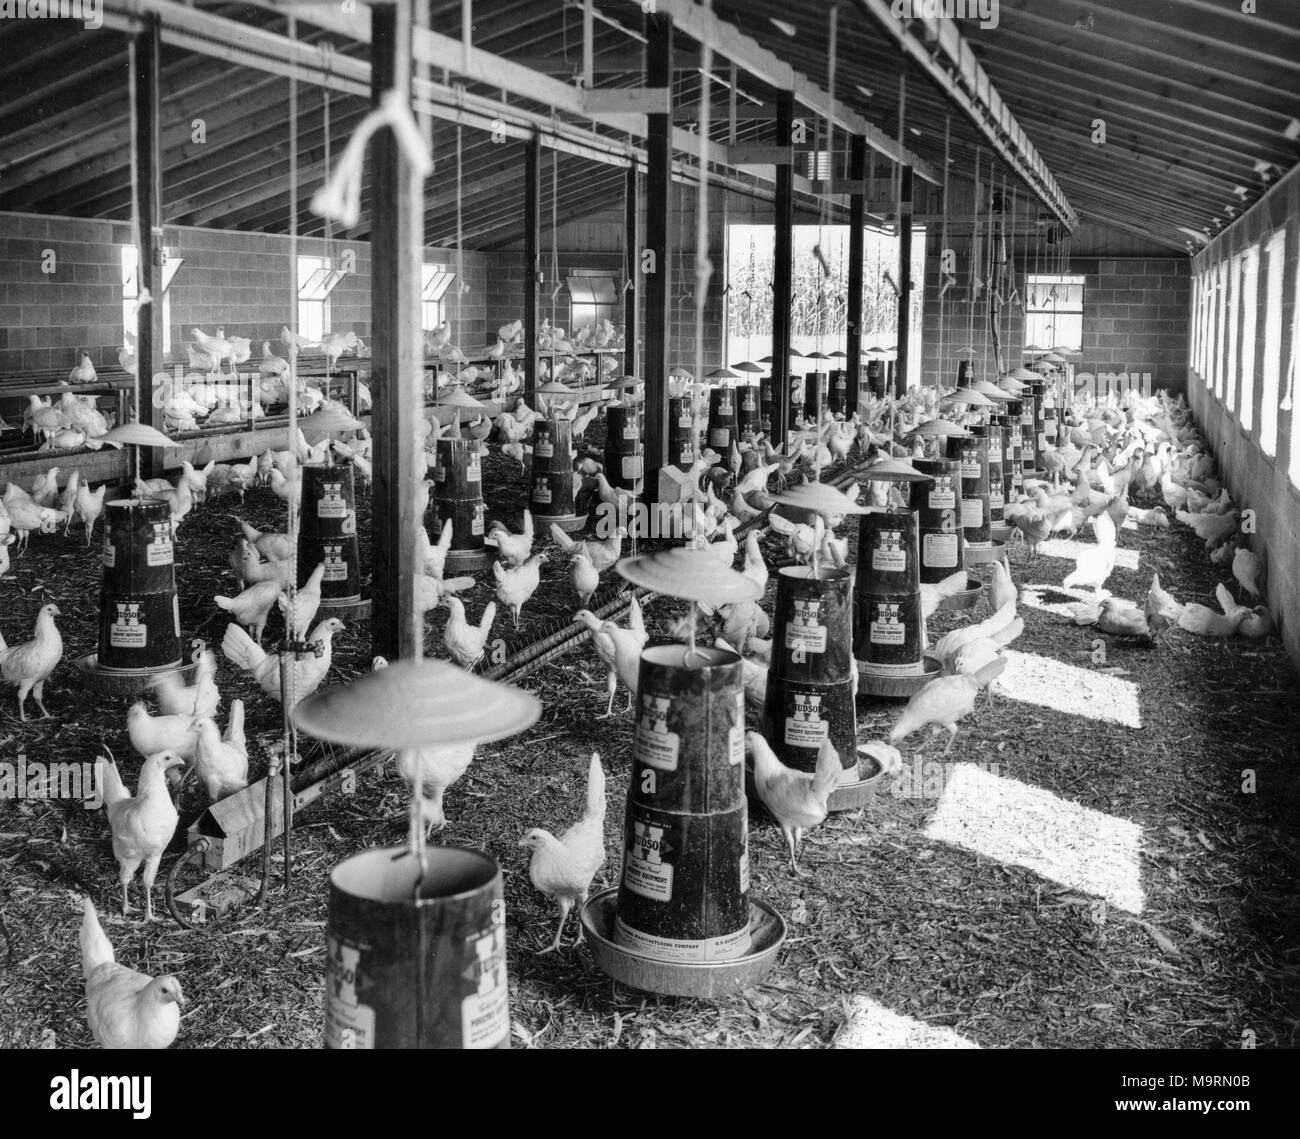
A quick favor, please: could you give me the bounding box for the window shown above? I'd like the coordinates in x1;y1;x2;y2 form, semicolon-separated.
1261;229;1285;457
566;273;619;332
1240;248;1259;431
1226;253;1241;415
803;150;831;181
1024;274;1084;352
297;255;346;343
121;245;182;354
725;223;926;388
421;264;455;331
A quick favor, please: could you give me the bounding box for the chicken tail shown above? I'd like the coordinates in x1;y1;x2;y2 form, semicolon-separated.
98;753;129;808
583;753;606;824
812;739;842;801
478;602;498;637
80;897;115;979
972;657;1008;690
213;595;236;613
224;699;245;747
549;522;577;554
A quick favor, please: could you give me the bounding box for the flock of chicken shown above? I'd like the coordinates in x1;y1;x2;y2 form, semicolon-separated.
4;358;1272;1048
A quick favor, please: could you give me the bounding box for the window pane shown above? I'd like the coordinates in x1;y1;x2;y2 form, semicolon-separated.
1261;229;1285;457
1239;252;1258;430
1226;253;1240;414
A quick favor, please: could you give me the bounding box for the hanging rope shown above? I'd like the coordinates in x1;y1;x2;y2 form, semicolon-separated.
936;115;950;388
126;38;143;484
968;145;981;354
691;17;714;485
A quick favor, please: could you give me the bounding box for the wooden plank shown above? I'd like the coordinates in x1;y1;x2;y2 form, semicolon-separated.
642;10;673;496
369;0;422;664
895;165;913;400
523;133;540;405
771;90;794;445
624;164;639;382
583;87;672;115
846;135;866;408
134;17;165;482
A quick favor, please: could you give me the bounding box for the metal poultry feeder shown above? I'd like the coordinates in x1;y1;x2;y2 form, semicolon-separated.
584;548;784;995
293;659;540;1049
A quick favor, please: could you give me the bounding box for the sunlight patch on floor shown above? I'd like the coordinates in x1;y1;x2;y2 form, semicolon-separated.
1019;584;1097;618
833;995;981;1049
924;763;1146;914
1035;538;1141;571
997;649;1142;728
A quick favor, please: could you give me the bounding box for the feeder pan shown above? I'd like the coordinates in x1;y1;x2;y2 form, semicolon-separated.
293;658;540;749
935;576;984;613
942;387;996;408
769;482;873;522
857;654;943;698
732;360;765;373
990;520;1013;543
907;418;970;438
972;380;1015;402
962;540;1008;565
102;422;174;448
581;888;785;998
859;457;930;483
74;652;199;697
299;405;362;440
827;743;903;812
617;547;762;604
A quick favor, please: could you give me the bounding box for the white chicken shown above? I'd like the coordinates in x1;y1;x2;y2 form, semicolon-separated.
0;602;63;720
493;552;547;629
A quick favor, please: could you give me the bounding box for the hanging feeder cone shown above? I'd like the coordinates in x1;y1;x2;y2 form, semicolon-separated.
102;422;176;448
293;658;541;750
908;418;970;437
616;547;761;605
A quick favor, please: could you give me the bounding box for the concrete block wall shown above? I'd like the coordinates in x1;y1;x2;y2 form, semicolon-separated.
919;229;1190;394
0;210;494;373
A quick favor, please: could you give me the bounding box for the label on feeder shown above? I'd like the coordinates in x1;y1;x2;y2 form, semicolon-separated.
742;393;757;411
928;478;956;509
466;452;482;483
923;532;960;568
1005;441;1015;460
990;485;1005;511
959;449;980;478
730;692;745;765
614;917;750;963
623;426;639;441
146;521;173;566
460;925;509;1049
622;456;643;480
871;530;907;573
471;503;485;537
623;818;674;901
784;597;827;655
318;482;347;519
635;693;680;771
101;539;115;568
1037;433;1047;452
325;935;376;1049
708;428;730;448
784;691;829;748
961;498;984;529
761;415;772;433
678;412;693;428
679;446;693;465
323;543;348;582
869;602;906;646
534;437;553;459
739;830;750;893
532;480;552;505
109;602;147;648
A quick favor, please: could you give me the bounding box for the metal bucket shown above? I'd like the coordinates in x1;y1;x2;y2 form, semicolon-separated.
432;436;490;571
854;589;924;678
668;395;696;467
1022;380;1045;472
604;404;643;490
909;459;965;584
298;463;364;603
96;499;182;671
827;369;849;416
788;376;805;427
804;372;827;423
707;388;739;451
997;412;1022;500
761;678;857;779
616;644;750;963
857;509;920;595
986;424;1005;522
865;360;884;400
736;383;760;440
325;846;509;1049
947;430;991;547
528;418;584;530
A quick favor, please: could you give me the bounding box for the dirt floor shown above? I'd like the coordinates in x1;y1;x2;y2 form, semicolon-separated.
1;420;1297;1049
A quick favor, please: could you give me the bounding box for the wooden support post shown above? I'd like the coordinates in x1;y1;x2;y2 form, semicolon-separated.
370;0;422;663
846;134;866;408
133;16;165;481
896;164;914;397
623;163;639;380
771;90;795;444
643;10;673;495
523;133;540;404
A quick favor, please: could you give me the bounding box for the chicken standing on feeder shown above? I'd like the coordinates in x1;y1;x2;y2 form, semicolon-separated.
519;752;606;953
747;733;842;877
100;750;185;922
80;897;184;1048
0;602;63;720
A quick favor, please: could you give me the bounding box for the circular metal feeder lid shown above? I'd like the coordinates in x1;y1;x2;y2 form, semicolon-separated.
535;380;576;395
436;387;489;411
731;360;765;373
616;547;762;604
668;365;694;378
1007;367;1039;381
907;417;970;437
1022;344;1048;354
804;351;831;361
768;482;873;515
859;456;931;482
102;422;175;448
954;345;979;359
972;380;1015;402
707;367;740;379
292;658;541;749
299;405;362;436
942;386;996;407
